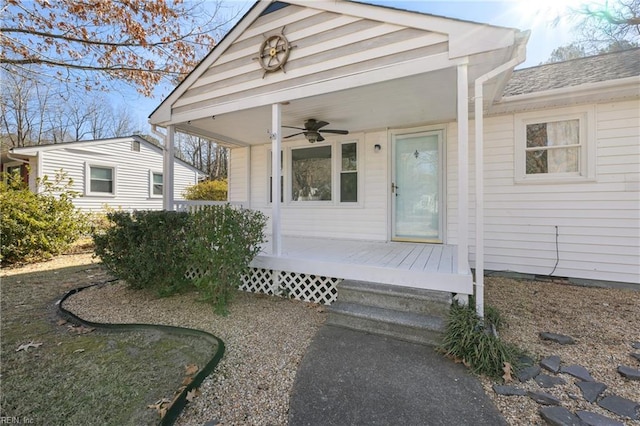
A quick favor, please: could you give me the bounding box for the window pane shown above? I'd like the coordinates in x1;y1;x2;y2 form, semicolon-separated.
292;146;331;201
340;172;357;202
548;147;579;173
91;167;112;180
152;173;163;195
341;143;357;171
526;150;547;174
527;120;579;148
91;180;113;193
547;120;579;146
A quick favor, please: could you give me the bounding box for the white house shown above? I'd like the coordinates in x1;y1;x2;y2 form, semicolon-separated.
5;135;204;212
149;0;639;313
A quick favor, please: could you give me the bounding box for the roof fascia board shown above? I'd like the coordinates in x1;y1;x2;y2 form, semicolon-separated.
489;76;640;114
286;0;517;58
10;136;137;155
149;1;271;125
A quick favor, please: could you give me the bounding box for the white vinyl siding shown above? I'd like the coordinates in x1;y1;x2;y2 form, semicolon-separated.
36;138;200;211
172;4;449;118
448;100;639;285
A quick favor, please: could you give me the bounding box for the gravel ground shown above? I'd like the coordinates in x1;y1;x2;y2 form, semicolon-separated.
6;254;639;425
62;277;327;426
482;276;640;426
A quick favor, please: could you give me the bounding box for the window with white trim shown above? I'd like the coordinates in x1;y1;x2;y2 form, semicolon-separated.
85;163;116;195
150;171;163;197
515;107;595;183
289;141;359;204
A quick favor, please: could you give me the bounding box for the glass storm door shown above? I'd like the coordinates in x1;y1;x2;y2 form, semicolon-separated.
392;131;443;242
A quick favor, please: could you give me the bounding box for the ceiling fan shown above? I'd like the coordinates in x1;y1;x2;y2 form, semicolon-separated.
283;119;348;143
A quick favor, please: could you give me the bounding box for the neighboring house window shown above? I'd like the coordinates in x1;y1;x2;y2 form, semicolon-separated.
150;171;163;197
131;140;141;152
85;163;116;195
515;107;595;183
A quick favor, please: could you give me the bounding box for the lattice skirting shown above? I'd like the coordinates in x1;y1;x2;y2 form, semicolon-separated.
240;268;340;305
184;266;340;305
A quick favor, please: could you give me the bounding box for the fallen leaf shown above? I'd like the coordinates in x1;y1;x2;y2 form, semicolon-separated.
16;342;43;352
186;388;200;402
68;325;94;335
182;376;193;386
316;306;325;313
502;362;513;383
185;364;199;376
73;348;85;353
57;319;68;326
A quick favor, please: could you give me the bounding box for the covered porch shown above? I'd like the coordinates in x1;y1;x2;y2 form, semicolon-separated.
154;1;529;314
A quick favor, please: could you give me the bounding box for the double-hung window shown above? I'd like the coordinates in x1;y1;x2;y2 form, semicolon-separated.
515;107;595;183
150;171;163;197
85;163;116;195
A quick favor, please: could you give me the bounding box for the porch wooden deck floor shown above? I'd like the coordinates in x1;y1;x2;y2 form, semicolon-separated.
251;236;473;294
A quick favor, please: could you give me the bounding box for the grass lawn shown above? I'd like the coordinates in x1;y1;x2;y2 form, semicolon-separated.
1;256;216;425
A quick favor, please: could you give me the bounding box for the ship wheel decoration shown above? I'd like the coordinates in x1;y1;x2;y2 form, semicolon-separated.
256;28;293;75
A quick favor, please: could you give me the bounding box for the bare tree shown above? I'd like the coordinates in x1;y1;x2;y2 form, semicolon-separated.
1;0;242;96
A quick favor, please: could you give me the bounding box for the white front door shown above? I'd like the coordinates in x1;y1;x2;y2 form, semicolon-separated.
392;130;443;243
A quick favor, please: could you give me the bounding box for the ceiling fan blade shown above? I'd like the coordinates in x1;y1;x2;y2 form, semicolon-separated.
319;129;349;135
283;132;304;139
316;133;325;142
282;125;304;130
313;120;330;130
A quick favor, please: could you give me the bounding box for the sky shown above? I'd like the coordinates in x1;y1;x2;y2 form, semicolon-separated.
124;0;588;133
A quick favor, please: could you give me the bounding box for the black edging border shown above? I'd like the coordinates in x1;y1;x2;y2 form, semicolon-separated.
56;282;226;426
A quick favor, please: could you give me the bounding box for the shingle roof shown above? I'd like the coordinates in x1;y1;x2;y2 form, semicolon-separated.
503;48;640;97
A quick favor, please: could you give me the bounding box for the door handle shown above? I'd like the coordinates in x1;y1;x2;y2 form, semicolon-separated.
392;182;399;196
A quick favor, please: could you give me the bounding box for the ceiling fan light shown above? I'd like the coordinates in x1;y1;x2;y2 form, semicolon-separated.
306;131;319;143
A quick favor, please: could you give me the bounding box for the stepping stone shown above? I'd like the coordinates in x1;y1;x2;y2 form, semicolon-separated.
528;390;562;406
575;381;607;403
539;406;582;426
631;353;640;362
576;410;624;426
493;384;527;396
617;365;640;381
598;395;640;420
632;342;640;350
517;365;541;382
540;355;562;373
535;374;567;388
540;332;575;345
519;355;536;367
561;365;595;382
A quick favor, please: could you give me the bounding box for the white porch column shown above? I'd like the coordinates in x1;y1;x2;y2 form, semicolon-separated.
456;63;470;274
163;125;175;211
271;103;282;256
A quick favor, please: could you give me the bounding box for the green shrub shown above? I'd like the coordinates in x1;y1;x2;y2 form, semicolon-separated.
439;300;525;379
93;205;266;313
188;205;266;314
0;170;88;264
93;210;193;296
183;179;228;201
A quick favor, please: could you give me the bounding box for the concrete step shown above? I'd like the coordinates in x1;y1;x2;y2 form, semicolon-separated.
337;280;451;317
327;301;446;346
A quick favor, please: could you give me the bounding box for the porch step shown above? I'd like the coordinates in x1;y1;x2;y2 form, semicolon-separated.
327;280;451;346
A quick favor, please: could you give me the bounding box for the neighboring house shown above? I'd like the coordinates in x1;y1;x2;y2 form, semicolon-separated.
149;0;639;310
4;135;204;212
